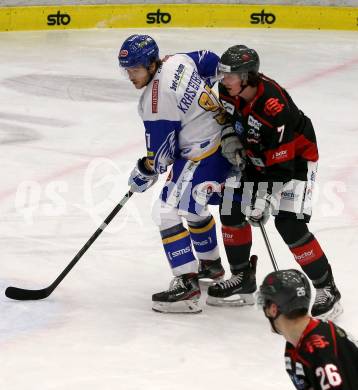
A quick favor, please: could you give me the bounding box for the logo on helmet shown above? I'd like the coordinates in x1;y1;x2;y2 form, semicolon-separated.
120;50;128;58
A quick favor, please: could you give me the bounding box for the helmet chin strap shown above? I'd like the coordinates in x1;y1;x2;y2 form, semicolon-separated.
238;73;249;95
264;310;282;335
238;82;248;95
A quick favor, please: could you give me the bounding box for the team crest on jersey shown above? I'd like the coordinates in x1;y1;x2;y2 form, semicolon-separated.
304;334;330;353
152;80;159;113
264;98;284;116
154;130;176;173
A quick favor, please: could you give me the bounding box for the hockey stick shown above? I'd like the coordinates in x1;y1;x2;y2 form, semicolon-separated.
5;190;134;301
258;221;279;271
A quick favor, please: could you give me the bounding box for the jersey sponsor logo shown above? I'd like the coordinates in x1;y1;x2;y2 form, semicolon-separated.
271;149;288;161
281;190;299;201
192;239;209;247
170;245;191;258
250;10;276;25
221;100;235;115
234;120;244;136
170;64;185;92
294;249;314;261
264;98;284;116
47;11;71;26
295;362;305;377
248;115;262;131
177;70;202;114
310;170;316;182
152;80;159;113
305;335;330;353
247;128;261;143
146;9;172;24
222;232;234;240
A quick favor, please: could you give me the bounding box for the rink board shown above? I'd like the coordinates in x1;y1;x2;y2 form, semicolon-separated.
0;4;357;32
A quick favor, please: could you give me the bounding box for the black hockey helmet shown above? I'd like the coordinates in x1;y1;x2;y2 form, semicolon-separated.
257;269;311;315
218;45;260;80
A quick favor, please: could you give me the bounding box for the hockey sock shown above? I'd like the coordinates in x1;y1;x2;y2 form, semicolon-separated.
160;223;197;276
289;233;330;282
222;222;252;273
188;216;220;261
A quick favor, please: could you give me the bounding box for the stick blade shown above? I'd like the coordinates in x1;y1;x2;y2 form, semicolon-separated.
5;286;52;301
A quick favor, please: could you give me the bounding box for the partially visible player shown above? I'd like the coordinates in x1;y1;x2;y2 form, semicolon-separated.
257;269;358;390
207;44;342;320
118;35;231;313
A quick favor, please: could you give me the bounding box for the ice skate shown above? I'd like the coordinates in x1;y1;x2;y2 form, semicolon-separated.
197;258;225;286
311;270;342;320
152;273;202;314
206;255;257;306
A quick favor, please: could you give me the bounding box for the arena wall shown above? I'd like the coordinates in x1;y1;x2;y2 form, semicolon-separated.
0;1;357;31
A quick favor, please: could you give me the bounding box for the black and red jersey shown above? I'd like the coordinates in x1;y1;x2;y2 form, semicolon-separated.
219;74;319;184
285;318;358;390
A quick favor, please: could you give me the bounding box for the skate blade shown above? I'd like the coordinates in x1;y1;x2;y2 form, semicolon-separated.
313;301;343;321
199;275;224;287
206;293;255;307
152;299;202;314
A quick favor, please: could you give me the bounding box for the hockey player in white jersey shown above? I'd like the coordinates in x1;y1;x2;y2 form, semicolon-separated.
118;34;232;313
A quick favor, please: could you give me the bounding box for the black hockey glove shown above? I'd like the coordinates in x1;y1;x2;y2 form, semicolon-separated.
128;157;159;193
221;126;246;169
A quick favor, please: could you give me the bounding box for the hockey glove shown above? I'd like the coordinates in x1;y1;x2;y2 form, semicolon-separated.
221;126;246;168
128;157;159;193
247;195;271;227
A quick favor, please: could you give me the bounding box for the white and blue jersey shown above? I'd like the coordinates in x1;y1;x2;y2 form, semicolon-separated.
138;51;224;175
138;50;231;277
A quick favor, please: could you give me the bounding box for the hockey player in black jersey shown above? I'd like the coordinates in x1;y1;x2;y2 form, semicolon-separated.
257;269;358;390
207;44;342;320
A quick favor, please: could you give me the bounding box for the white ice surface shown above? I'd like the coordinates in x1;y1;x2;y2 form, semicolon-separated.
0;28;357;390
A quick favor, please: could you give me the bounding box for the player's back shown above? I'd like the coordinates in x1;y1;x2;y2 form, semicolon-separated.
285;318;358;390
